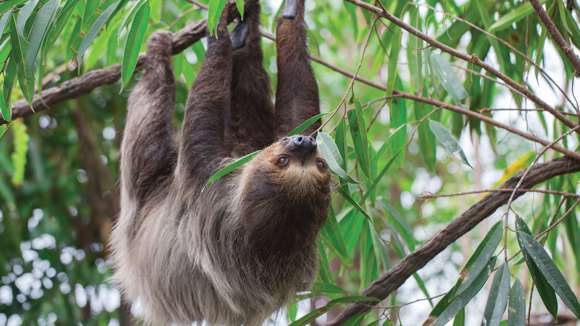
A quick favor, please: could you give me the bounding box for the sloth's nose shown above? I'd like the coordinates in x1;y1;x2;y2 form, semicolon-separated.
288;135;316;156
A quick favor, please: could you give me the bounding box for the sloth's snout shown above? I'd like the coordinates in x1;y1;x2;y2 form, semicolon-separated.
285;135;316;158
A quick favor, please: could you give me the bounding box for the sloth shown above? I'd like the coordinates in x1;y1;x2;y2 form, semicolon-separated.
110;0;331;324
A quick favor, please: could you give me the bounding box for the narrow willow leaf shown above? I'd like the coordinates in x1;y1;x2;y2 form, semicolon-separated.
429;223;502;319
489;0;548;32
382;201;416;251
317;132;356;183
508;279;525;326
9;15;34;103
121;0;149;87
483;263;510;326
290;296;378;326
0;125;8;139
429;120;472;168
207;151;258;185
235;0;244;18
0;176;15;205
0;11;11;35
452;308;465;326
320;208;349;261
77;1;119;64
0;36;11;69
515;218;558;317
429;52;467;102
517;232;580;318
3;59;17;118
16;0;39;36
25;0;59;78
11;119;29;186
348;102;370;177
457;222;503;293
207;0;227;35
287;113;325;136
427;258;495;326
338;188;371;220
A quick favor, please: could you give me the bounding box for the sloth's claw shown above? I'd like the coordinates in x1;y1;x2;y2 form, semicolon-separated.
282;0;298;19
231;20;249;50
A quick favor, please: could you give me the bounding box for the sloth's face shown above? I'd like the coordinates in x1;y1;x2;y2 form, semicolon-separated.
251;135;331;198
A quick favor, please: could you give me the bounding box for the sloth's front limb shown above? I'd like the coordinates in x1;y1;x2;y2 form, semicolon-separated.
121;32;177;201
275;0;320;137
178;12;233;185
228;0;275;156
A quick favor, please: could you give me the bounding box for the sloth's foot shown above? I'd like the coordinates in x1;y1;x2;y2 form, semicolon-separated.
147;31;173;58
231;20;249;50
282;0;298;19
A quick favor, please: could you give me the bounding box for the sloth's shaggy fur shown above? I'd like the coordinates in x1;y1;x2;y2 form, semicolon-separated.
111;0;329;324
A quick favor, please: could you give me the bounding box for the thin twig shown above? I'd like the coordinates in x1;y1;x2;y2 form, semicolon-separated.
411;1;578;111
419;188;580;200
502;125;580;260
529;0;580;76
344;0;579;132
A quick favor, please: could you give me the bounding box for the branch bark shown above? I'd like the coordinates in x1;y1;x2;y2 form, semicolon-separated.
328;156;580;325
1;4;240;125
529;0;580;76
344;0;579;132
3;3;577;160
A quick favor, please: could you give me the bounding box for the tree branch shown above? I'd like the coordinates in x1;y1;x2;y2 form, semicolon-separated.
1;4;240;125
328;156;580;325
344;0;579;132
529;0;580;76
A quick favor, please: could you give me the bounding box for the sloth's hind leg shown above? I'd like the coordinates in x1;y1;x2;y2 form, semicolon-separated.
121;31;177;203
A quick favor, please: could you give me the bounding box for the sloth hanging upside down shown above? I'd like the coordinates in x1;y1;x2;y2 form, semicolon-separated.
110;0;331;324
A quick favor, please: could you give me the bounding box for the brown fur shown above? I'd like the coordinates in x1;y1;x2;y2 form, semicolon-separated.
111;0;330;325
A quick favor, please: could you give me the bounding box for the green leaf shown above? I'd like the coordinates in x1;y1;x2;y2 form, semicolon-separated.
382;201;415;251
517;231;580;318
428;258;495;326
16;0;39;36
11;119;29;186
287;113;325;136
0;125;8;139
320;208;349;261
508;279;525;326
429;120;472;168
429;52;467;103
429;223;502;319
235;0;244;19
317;132;356;183
452;308;465;326
338;187;371;220
515;217;558;317
25;0;59;79
3;59;17;120
77;0;119;64
207;0;227;35
483;263;510;326
489;0;548;32
348;102;370;177
289;296;379;326
9;15;34;103
207;150;258;185
0;11;11;36
121;0;149;87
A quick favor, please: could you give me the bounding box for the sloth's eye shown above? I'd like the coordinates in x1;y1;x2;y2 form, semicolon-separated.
276;155;290;167
316;159;327;170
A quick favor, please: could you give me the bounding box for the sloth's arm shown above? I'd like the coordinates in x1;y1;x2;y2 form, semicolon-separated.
275;0;320;137
121;32;177;201
178;17;232;184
